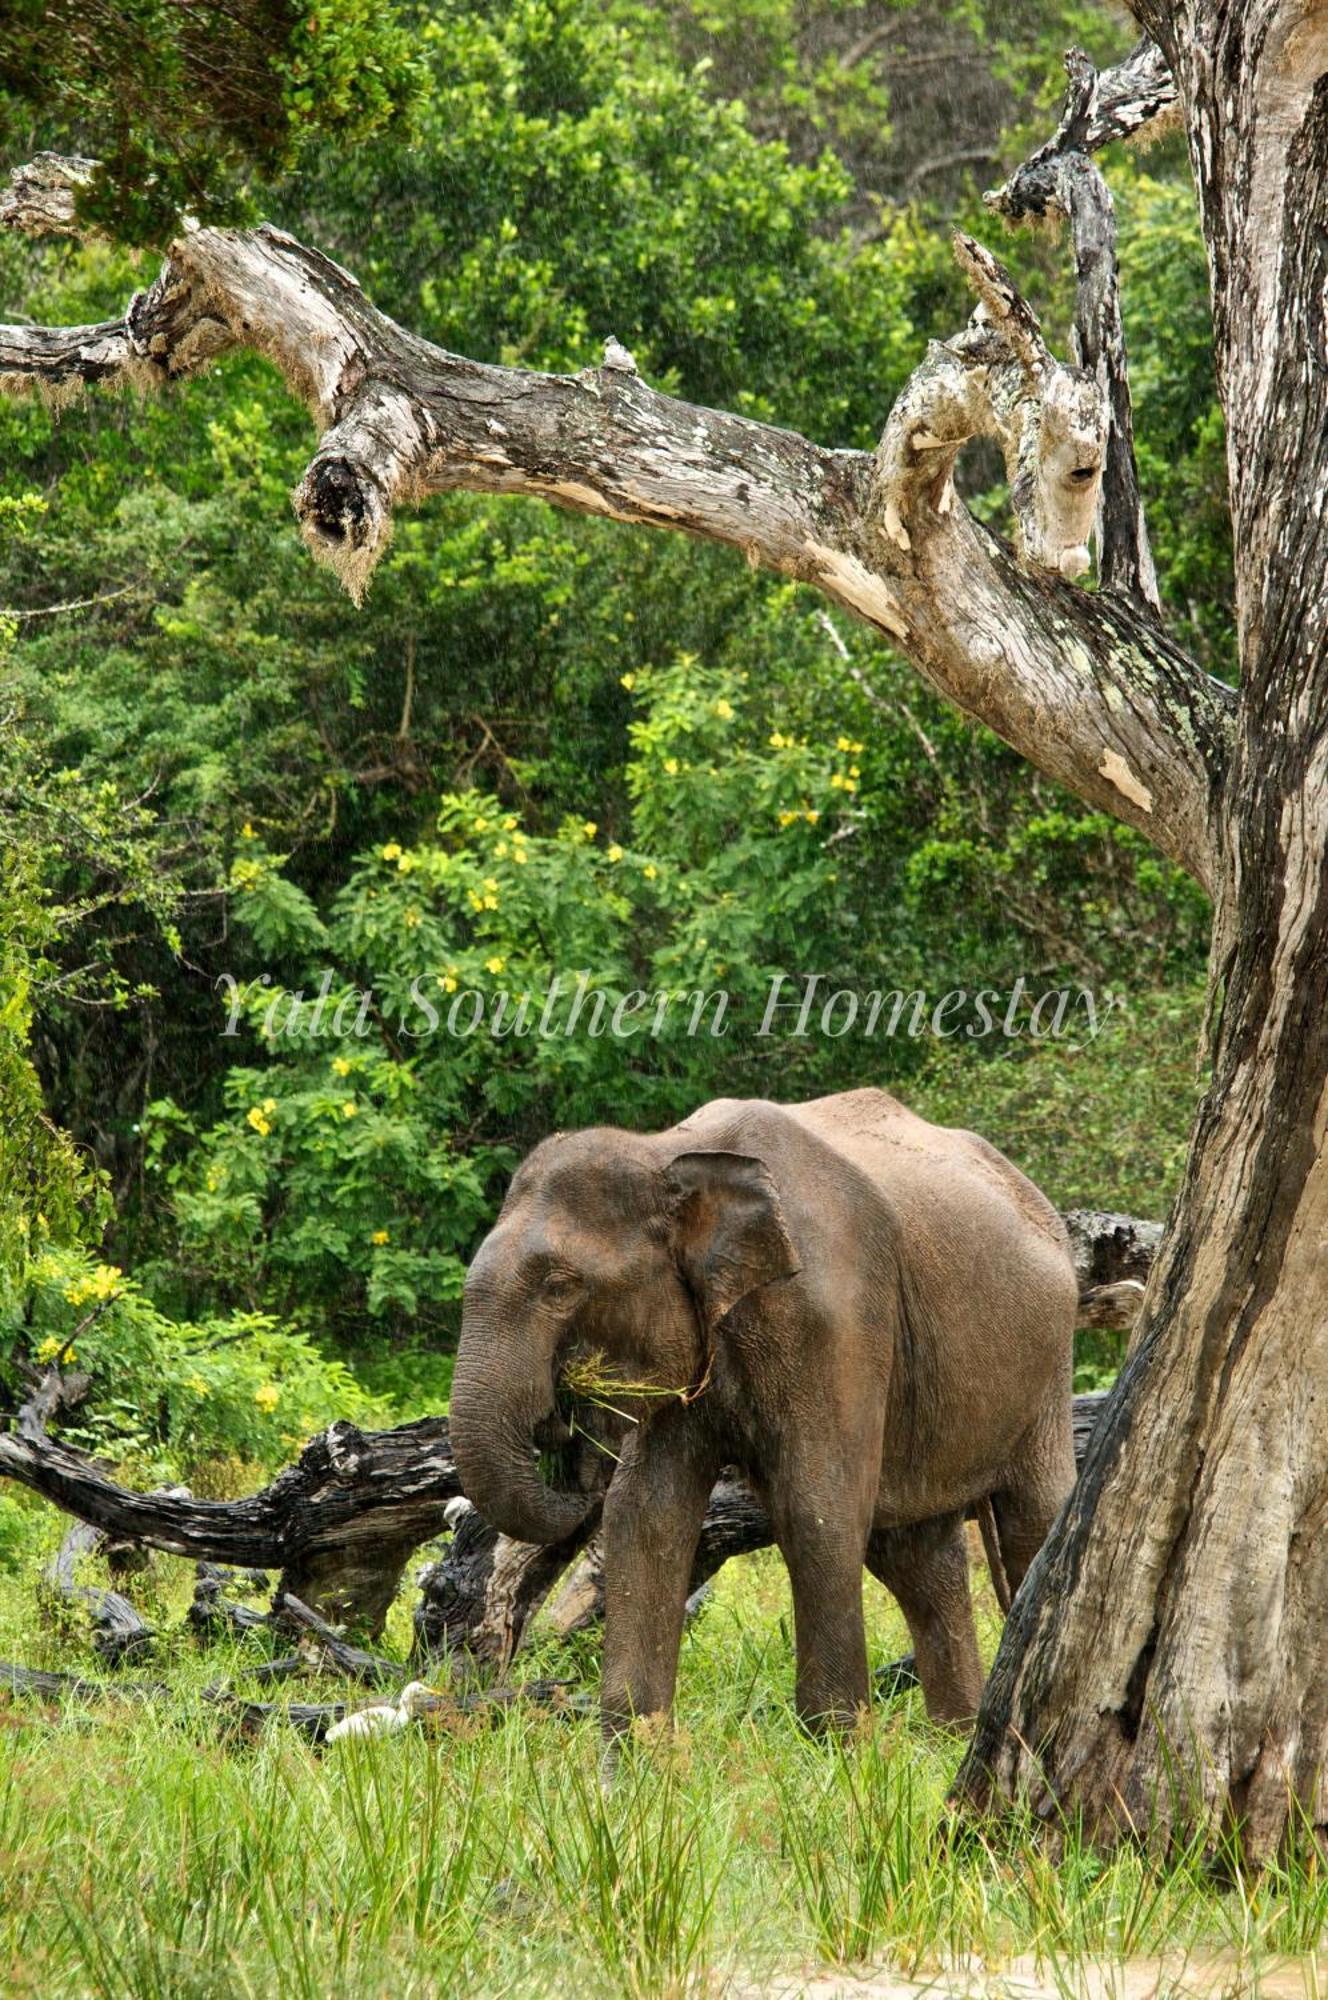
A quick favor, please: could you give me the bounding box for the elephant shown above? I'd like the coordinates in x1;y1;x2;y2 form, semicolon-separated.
448;1087;1078;1738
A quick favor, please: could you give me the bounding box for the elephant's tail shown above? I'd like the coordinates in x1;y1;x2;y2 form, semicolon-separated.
976;1495;1012;1614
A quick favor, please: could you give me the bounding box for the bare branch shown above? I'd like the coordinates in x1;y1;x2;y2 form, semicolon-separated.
1008;37;1179;162
985;44;1172;609
1;152;1233;886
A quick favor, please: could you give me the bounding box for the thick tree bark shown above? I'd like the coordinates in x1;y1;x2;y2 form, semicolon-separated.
956;3;1328;1863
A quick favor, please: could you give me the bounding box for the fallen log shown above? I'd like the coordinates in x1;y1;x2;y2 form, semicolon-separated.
41;1520;155;1663
187;1564;271;1639
0;1397;461;1631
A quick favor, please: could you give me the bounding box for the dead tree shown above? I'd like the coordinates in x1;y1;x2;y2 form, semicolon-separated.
4;4;1322;1858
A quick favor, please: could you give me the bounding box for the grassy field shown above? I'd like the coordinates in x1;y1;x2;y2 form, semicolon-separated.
1;1515;1326;2000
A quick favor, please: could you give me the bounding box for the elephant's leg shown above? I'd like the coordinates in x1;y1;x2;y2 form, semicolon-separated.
866;1514;983;1725
769;1483;874;1732
600;1412;717;1743
989;1386;1076;1594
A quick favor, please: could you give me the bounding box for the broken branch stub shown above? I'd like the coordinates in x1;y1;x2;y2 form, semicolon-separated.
984;45;1165;610
872;234;1106;584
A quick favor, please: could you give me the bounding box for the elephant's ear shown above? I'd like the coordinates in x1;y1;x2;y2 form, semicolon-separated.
664;1150;800;1329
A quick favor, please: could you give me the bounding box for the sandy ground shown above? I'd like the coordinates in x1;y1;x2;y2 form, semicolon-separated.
740;1952;1324;1998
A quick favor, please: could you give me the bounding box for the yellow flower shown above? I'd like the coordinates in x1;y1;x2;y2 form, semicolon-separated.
583;821;597;840
643;862;658;881
254;1384;281;1414
381;842;402;861
371;1229;390;1246
714;699;734;720
769;731;787;749
483;894;498;910
473;816;490;833
805;810;820;824
247;1107;272;1137
63;1265;122;1308
187;1374;210;1397
439;971;459;993
36;1335;64;1364
342;1100;358;1119
664;758;679;776
830;772;845;790
836;735;852;752
396;853;415;874
607;843;624;863
778;810;798;828
502;815;519;832
619;672;636;691
468;889;485;911
494;842;508;859
484;876;499;893
511;846;528;865
404;910;421;929
849;764;861;779
485;955;506;975
240;821;256;840
332;1057;351;1076
843;778;858;795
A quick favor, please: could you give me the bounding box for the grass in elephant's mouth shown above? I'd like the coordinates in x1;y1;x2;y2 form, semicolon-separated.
0;1531;1325;1999
559;1347;692;1410
556;1348;694;1460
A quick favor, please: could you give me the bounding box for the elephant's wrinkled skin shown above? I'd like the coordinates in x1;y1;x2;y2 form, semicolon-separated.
449;1088;1077;1737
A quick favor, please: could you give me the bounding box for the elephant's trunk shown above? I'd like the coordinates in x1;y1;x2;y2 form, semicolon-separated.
448;1336;596;1547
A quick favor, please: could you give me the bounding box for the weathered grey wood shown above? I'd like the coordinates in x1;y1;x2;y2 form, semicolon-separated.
1062;1211;1166;1289
187;1564;270;1639
0;1657;591;1741
956;3;1328;1862
0;1410;462;1634
0;152;1232;890
273;1590;408;1690
985;48;1162;610
41;1521;155;1663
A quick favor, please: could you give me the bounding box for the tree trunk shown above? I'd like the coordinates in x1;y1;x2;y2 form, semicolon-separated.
957;3;1328;1863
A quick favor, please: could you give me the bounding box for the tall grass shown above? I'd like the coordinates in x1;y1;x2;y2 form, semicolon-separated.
1;1534;1325;1997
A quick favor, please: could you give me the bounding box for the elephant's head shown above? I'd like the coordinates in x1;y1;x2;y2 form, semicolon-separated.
448;1131;800;1544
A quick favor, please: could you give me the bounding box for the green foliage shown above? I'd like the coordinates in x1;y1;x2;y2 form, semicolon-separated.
139;646;1205;1344
0;0;425;243
0;1492;35;1572
1;1245;389;1476
0;494;110;1294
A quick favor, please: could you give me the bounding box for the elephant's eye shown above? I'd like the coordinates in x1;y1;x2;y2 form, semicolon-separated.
542;1268;582;1299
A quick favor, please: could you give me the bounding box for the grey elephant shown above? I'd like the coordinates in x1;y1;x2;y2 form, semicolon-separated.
448;1087;1077;1737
